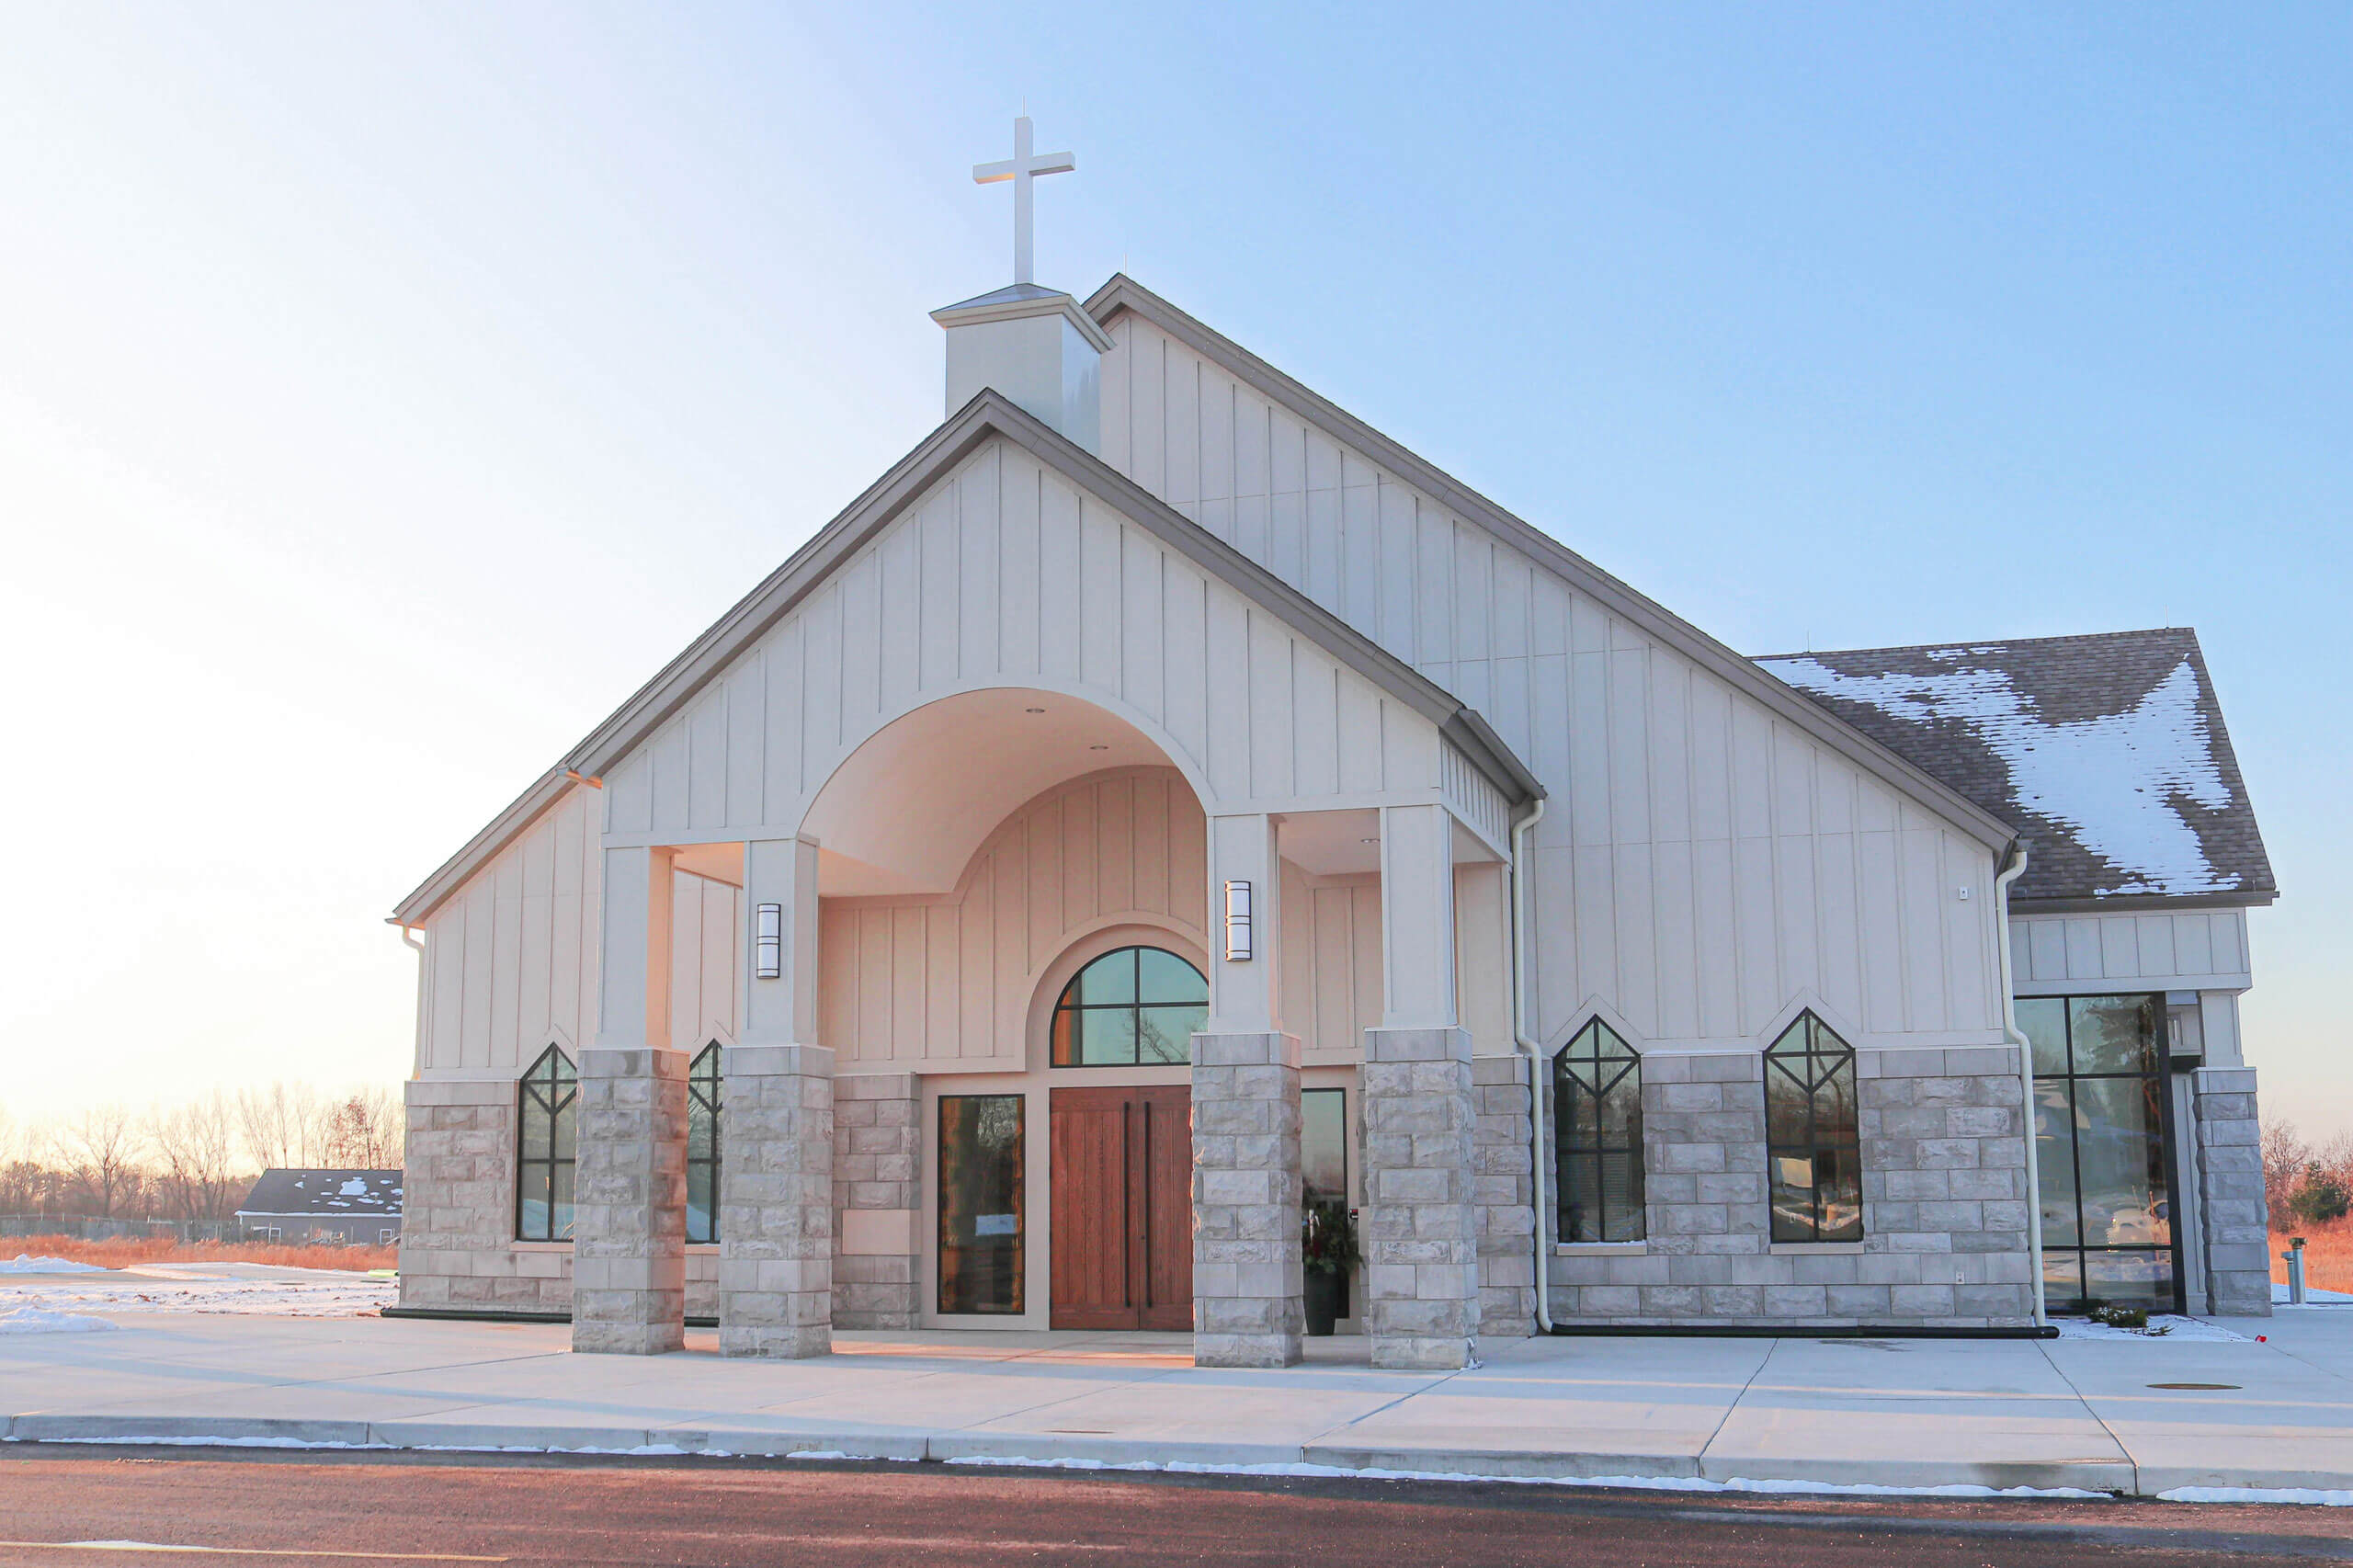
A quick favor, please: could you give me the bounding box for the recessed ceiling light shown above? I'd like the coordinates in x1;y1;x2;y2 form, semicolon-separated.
1024;707;1045;714
1359;837;1379;845
1088;744;1108;751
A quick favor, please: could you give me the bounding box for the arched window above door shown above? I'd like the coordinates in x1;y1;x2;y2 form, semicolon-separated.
1051;946;1208;1067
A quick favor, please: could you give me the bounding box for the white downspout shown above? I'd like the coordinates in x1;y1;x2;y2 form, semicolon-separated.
1508;796;1552;1332
1994;842;2046;1329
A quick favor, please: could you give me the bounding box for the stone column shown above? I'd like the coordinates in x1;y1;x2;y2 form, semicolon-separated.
572;1047;688;1354
1192;1030;1304;1367
1472;1053;1538;1336
835;1073;921;1330
2194;1065;2272;1317
718;1044;835;1357
1362;1026;1480;1368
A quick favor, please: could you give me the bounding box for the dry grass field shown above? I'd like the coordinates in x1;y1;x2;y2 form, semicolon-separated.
2272;1221;2353;1293
6;1233;396;1272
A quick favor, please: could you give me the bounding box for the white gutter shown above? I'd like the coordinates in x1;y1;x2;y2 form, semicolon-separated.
1993;842;2046;1329
1508;796;1552;1332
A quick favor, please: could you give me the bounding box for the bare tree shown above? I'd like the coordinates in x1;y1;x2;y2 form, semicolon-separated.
2263;1119;2314;1233
148;1091;249;1223
236;1082;330;1170
322;1087;404;1169
51;1104;142;1219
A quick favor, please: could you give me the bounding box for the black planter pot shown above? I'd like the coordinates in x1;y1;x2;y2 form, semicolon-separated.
1304;1268;1343;1336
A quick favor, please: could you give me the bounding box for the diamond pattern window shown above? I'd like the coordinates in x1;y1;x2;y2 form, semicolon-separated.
515;1044;577;1243
688;1040;723;1245
1765;1013;1862;1244
1553;1019;1645;1243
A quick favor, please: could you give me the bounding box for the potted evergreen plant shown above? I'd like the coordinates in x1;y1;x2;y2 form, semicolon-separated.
1302;1199;1360;1336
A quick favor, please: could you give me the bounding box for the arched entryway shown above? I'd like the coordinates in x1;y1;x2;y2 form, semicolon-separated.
1044;944;1207;1330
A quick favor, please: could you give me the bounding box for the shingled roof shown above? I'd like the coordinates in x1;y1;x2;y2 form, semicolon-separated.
235;1169;404;1219
1756;629;2274;906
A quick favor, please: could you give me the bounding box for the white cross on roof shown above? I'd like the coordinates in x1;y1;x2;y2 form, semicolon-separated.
973;115;1074;287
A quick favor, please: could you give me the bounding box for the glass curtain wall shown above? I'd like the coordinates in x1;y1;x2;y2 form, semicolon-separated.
2020;994;2180;1312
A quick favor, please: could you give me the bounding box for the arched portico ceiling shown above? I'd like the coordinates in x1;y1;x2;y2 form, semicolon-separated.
802;687;1178;896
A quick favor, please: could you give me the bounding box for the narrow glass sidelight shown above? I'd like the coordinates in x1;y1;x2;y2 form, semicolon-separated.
686;1041;723;1244
1554;1019;1645;1243
1764;1013;1862;1243
938;1094;1026;1314
515;1044;577;1242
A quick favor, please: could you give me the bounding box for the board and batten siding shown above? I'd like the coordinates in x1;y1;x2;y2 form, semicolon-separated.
1098;315;2004;1050
597;437;1450;849
418;784;601;1074
2011;909;2252;994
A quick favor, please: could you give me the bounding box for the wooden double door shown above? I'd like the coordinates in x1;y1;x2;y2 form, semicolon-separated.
1049;1085;1192;1330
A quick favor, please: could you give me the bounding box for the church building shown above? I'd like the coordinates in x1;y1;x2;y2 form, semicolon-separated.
390;123;2277;1368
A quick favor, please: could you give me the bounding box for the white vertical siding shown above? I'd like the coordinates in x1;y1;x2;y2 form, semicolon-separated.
667;870;738;1051
600;437;1441;842
2011;909;2253;991
418;785;601;1074
1099;315;2005;1050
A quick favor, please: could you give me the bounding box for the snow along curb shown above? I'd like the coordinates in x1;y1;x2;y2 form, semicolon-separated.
5;1414;2346;1503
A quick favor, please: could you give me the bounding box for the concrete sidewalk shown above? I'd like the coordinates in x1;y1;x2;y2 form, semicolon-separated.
4;1308;2351;1499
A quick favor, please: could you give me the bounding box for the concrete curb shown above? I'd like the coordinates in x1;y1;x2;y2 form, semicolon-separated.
6;1413;2345;1501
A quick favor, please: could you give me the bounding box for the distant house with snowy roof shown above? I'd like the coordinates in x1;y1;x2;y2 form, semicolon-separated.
235;1169;404;1246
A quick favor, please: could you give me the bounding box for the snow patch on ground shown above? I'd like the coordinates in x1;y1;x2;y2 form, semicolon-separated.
2274;1282;2353;1305
947;1453;2109;1498
2160;1486;2353;1507
1;1256;108;1274
2052;1314;2247;1341
0;1304;120;1335
1764;653;2236;895
0;1264;393;1319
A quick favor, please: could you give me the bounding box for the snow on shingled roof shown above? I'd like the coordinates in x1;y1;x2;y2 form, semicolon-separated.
1756;628;2275;906
234;1169;404;1219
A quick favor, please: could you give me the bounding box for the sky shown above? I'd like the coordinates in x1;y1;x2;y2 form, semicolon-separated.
0;4;2346;1137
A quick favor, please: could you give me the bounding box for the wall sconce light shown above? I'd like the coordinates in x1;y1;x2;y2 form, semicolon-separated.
755;903;783;980
1222;880;1252;961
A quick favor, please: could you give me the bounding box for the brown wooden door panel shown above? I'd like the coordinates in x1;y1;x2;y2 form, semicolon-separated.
1050;1085;1191;1332
1139;1086;1193;1331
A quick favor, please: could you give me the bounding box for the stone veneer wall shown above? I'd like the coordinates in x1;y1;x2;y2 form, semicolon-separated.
832;1072;921;1329
398;1079;571;1315
1362;1027;1481;1369
2193;1066;2272;1317
1548;1045;2036;1328
571;1048;688;1354
1191;1031;1305;1368
1472;1055;1538;1337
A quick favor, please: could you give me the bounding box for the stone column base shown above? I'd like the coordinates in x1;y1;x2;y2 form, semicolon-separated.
573;1048;688;1356
2194;1066;2272;1318
719;1044;836;1358
1472;1054;1539;1337
1363;1026;1479;1370
1191;1030;1303;1368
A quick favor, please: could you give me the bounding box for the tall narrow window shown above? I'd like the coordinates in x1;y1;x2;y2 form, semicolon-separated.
687;1041;722;1245
938;1094;1025;1314
2020;994;2177;1313
516;1045;577;1242
1765;1013;1861;1243
1554;1019;1645;1243
1050;946;1208;1067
